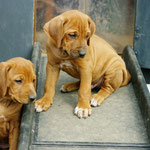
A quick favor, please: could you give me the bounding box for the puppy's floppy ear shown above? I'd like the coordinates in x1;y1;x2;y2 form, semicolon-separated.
88;17;95;36
43;16;68;48
87;17;96;46
0;62;12;98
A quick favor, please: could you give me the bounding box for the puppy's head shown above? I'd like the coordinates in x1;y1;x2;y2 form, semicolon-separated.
0;57;36;104
44;10;95;58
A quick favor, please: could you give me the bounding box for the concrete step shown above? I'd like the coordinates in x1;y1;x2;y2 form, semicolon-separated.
18;44;150;150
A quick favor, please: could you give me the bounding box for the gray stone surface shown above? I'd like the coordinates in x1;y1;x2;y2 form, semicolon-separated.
26;54;150;150
31;146;149;150
36;70;148;143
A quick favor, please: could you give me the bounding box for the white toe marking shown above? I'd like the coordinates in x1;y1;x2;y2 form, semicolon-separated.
60;85;64;91
35;104;43;112
74;107;79;114
74;107;83;118
74;107;91;118
88;109;92;115
78;108;83;118
83;109;88;118
90;98;98;106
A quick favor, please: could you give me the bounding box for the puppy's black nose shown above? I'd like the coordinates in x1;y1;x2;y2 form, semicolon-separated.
29;94;36;101
78;50;86;58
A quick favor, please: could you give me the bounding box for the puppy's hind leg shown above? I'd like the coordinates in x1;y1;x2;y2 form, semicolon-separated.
61;81;80;93
91;70;123;107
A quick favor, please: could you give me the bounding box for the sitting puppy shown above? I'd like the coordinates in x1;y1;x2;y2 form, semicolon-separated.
0;57;36;150
35;10;131;118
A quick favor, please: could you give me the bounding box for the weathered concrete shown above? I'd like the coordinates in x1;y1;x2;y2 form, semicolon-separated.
18;44;150;150
36;71;148;144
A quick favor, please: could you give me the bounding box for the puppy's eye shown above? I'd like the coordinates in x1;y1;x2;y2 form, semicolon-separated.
15;80;22;84
33;79;35;83
68;33;77;39
85;35;89;39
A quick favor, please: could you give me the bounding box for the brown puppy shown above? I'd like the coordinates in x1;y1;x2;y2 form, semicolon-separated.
35;10;131;118
0;57;36;150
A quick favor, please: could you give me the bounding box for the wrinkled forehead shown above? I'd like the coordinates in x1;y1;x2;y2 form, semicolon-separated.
9;63;36;80
63;13;90;33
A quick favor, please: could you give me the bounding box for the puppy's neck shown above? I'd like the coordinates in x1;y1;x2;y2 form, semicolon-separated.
0;96;20;106
0;97;23;121
0;90;21;106
48;39;70;60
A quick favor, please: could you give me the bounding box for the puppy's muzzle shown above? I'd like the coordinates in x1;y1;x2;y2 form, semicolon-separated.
78;50;86;58
29;94;36;101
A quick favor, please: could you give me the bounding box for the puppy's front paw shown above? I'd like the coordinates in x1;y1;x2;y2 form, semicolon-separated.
90;94;104;107
74;107;92;119
34;98;52;112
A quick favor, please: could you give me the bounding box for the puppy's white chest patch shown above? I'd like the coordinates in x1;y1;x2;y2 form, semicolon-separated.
0;115;7;121
60;61;73;69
